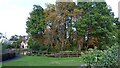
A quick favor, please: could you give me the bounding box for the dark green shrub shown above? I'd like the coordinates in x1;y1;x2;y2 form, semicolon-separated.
10;42;20;48
27;38;49;52
2;52;16;61
1;43;10;52
2;42;18;49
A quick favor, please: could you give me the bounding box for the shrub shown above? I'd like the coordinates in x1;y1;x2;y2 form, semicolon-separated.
27;38;48;52
81;45;119;67
2;43;16;49
2;52;16;61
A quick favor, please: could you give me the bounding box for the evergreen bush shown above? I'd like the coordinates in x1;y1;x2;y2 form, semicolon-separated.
81;45;119;67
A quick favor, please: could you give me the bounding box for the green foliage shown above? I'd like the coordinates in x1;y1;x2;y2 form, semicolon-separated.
1;43;18;49
27;38;49;51
26;5;45;36
75;2;118;50
11;42;19;48
81;45;119;67
8;35;23;49
2;43;11;49
26;2;118;53
27;38;41;51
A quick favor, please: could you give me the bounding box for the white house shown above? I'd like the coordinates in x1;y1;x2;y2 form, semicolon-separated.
20;36;29;49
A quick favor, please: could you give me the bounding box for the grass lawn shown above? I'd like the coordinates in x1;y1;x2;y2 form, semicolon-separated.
2;56;84;66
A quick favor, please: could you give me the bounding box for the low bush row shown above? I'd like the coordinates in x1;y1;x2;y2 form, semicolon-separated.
0;51;16;62
16;49;81;57
46;52;81;57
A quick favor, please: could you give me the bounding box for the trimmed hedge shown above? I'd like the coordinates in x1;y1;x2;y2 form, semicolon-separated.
45;51;81;57
0;50;16;62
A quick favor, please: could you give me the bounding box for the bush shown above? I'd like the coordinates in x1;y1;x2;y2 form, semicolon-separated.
2;42;18;49
10;42;20;48
27;38;48;52
1;43;10;52
0;50;16;62
81;45;119;67
2;52;16;61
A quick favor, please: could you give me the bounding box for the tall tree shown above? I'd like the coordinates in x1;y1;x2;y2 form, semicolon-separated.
26;5;45;38
26;5;46;44
75;2;118;50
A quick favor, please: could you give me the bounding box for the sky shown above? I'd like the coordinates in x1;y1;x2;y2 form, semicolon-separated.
0;0;119;39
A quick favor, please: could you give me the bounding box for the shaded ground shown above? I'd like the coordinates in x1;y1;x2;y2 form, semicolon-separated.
2;55;22;63
2;56;83;66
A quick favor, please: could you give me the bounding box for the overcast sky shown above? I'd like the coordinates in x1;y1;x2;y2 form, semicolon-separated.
0;0;119;38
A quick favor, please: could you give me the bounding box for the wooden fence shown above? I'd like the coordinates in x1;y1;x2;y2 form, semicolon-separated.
14;49;81;58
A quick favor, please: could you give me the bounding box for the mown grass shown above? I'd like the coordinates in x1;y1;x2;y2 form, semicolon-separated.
2;56;83;66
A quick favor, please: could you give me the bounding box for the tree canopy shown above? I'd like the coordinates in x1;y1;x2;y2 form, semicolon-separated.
26;1;119;52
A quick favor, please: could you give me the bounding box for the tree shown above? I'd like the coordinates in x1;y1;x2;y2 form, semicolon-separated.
26;1;118;52
7;35;22;48
25;1;86;51
9;35;19;41
75;2;118;50
44;1;78;51
26;5;45;39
